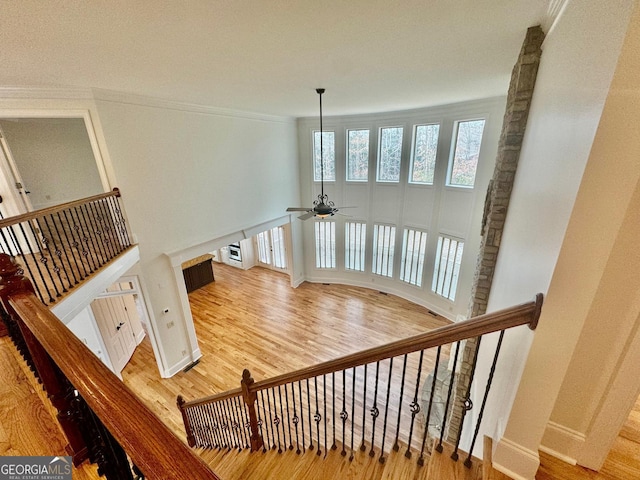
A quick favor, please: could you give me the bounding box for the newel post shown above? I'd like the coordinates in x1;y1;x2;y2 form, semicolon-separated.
241;369;264;452
0;253;89;465
177;395;197;447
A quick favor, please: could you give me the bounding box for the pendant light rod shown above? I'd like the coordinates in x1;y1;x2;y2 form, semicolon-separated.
316;88;325;199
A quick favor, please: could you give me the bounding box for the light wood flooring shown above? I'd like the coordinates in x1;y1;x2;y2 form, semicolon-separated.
2;261;639;479
121;263;450;446
0;336;99;479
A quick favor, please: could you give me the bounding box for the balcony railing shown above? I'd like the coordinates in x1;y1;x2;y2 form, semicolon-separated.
0;253;221;480
179;294;543;469
0;189;132;306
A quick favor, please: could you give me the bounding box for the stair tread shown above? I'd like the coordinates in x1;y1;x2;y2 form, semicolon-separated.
197;439;485;480
426;442;483;480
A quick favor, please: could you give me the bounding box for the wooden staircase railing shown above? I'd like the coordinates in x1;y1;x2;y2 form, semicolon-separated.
179;293;543;471
0;189;132;306
0;253;221;480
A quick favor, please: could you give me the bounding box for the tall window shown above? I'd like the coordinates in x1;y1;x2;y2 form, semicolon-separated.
409;124;439;185
372;224;396;277
345;222;366;271
432;235;464;300
347;129;369;182
313;131;336;182
377;127;403;182
400;229;428;286
315;221;336;269
448;119;485;187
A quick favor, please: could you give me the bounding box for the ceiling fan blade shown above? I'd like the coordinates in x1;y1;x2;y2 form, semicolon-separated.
287;207;311;212
298;212;315;221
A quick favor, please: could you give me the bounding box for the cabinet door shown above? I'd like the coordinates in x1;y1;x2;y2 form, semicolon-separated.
183;260;214;292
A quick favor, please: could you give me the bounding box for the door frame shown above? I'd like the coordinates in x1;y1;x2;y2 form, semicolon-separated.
0;108;114;210
254;223;292;275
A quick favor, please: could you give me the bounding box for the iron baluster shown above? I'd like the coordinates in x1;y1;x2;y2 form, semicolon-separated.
306;378;313;450
233;395;249;449
341;369;347;457
76;204;100;270
290;382;301;454
298;380;306;452
255;391;268;452
437;341;462;453
222;399;238;449
6;224;47;304
405;349;425;458
332;371;337;450
284;384;294;451
369;361;381;457
28;219;61;297
214;400;230;449
205;403;222;448
51;212;79;285
38;216;69;292
111;195;131;246
452;338;482;461
270;387;282;453
379;357;394;464
323;374;327;457
91;200;116;259
277;385;289;451
63;209;89;278
393;354;409;452
70;206;96;273
465;331;505;468
360;363;368;452
79;203;105;265
349;366;356;461
314;376;321;456
259;390;274;451
17;222;54;303
418;345;442;466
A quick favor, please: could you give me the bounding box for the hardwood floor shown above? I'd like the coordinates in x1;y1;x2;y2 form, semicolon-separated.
122;263;450;445
0;336;99;479
3;260;638;479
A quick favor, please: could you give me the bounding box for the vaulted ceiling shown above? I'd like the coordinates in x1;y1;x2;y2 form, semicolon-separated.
1;0;550;117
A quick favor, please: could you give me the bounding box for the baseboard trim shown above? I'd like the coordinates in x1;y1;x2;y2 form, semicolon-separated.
164;348;202;378
493;436;540;480
540;421;584;465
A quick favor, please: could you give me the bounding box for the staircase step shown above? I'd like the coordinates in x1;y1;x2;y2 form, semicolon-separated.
198;442;434;480
425;442;483;480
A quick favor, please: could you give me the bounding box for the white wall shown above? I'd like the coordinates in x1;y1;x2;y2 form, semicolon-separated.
93;94;300;376
481;1;636;478
66;306;114;371
0;117;104;209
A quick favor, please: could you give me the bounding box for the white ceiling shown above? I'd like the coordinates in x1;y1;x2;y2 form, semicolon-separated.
0;0;550;118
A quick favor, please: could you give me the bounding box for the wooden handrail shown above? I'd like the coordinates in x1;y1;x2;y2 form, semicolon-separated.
0;188;121;229
244;293;542;394
9;291;220;480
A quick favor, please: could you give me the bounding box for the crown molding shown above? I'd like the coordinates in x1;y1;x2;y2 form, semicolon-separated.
91;88;294;124
0;86;94;100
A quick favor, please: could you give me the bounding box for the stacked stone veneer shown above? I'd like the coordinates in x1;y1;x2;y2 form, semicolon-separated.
446;25;545;445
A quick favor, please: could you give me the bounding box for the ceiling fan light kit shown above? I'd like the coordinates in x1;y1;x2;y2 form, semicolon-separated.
287;88;345;221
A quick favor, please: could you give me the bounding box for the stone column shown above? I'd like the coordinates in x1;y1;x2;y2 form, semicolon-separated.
448;25;545;446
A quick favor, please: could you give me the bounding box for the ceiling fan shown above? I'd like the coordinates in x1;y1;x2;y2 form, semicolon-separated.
287;88;350;221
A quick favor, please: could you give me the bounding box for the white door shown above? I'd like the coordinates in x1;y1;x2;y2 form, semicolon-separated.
255;226;288;273
91;296;137;373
